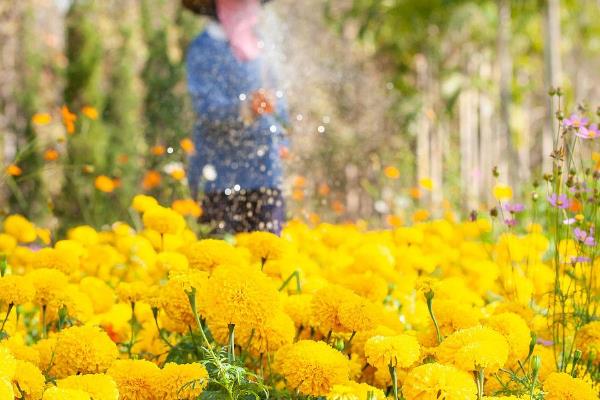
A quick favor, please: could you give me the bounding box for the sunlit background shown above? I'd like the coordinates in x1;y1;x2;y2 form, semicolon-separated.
1;0;599;231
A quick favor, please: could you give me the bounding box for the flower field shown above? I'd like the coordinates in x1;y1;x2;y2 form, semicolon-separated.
1;180;599;399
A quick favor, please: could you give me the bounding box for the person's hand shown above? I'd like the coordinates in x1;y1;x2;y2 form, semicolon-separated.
251;89;275;116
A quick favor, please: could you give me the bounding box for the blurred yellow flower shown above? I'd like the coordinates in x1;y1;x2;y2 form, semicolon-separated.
81;106;98;120
419;177;433;191
493;184;513;200
94;175;116;193
172;199;202;218
384;166;400;179
180;138;195;155
32;112;52;125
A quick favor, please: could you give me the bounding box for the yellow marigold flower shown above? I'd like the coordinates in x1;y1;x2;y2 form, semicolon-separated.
352;326;398;357
94;175;116;193
57;374;119;400
418;299;481;347
0;378;14;400
48;284;94;323
81;106;98;120
32;113;52;125
6;164;22;177
180;138;195;155
142;205;186;235
575;321;600;365
182;239;246;272
2;335;39;366
156;251;189;274
283;294;313;327
419;177;434;191
364;334;420;369
157;362;208;400
67;225;99;246
171;199;202;218
60;105;77;135
27;268;69;308
310;285;356;334
169;167;186;181
275;340;350;397
338;295;384;332
50;325;118;378
205;264;280;326
0;275;35;305
32;337;56;373
543;372;597;400
12;360;45;400
131;194;159;213
79;277;115;314
0;347;17;379
0;233;17;253
108;359;160;400
241;311;295;355
3;215;37;243
493;184;513;200
116;281;148;304
485;312;531;365
327;381;386;400
436;326;509;373
236;231;290;263
159;279;197;330
42;387;90;400
31;248;79;275
403;363;477;400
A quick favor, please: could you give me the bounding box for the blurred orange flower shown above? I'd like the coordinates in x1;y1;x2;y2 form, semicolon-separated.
569;199;583;213
293;175;307;188
6;164;22;177
43;148;60;161
81;106;99;120
409;187;422;199
142;170;161;190
412;209;430;223
384;166;400;179
332;200;345;215
180;138;195;155
292;188;305;201
61;105;77;134
172;199;202;218
32;113;52;126
117;154;129;164
151;145;166;156
308;212;320;225
94;175;116;193
318;183;330;196
386;215;403;228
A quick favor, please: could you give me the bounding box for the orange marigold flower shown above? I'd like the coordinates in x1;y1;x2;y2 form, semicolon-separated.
142;170;161;190
6;164;22;177
43;148;60;161
409;186;422;199
385;215;403;228
94;175;116;193
293;175;307;188
332;200;345;215
60;105;77;134
81;106;98;120
384;166;400;179
32;113;52;126
412;209;430;223
318;183;330;196
180;138;195;155
151;145;166;156
292;188;305;201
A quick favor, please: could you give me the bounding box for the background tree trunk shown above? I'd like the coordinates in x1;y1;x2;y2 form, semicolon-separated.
543;0;562;172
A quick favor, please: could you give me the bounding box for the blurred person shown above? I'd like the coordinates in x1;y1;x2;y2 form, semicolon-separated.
183;0;289;235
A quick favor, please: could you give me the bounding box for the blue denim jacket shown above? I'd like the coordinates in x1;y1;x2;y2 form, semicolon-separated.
186;28;289;196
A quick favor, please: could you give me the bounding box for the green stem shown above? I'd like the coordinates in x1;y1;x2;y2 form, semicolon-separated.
475;368;485;400
0;303;14;335
228;323;236;363
128;302;136;357
388;364;399;400
425;290;442;344
152;308;173;349
41;304;47;339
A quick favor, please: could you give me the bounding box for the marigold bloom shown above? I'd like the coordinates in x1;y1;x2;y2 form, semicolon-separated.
131;194;159;213
205;264;279;326
403;363;477;400
493;184;513;201
12;360;45;400
57;374;119;400
182;239;246;272
142;205;186;235
6;164;22;177
27;268;69;309
108;359;160;400
157;362;208;400
364;334;420;369
142;170;162;190
236;231;290;263
32;113;52;125
81;106;98;120
116;281;148;304
150;145;166;156
485;312;530;365
94;175;116;193
275;340;350;397
543;372;597;400
338;295;384;332
60;105;77;134
180;138;195;155
42;387;91;400
436;326;509;373
575;321;600;366
0;378;14;400
50;325;118;378
0;347;17;379
0;275;35;306
310;285;356;334
327;381;386;400
419;177;433;190
171;199;202;218
384;166;400;179
31;247;79;275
